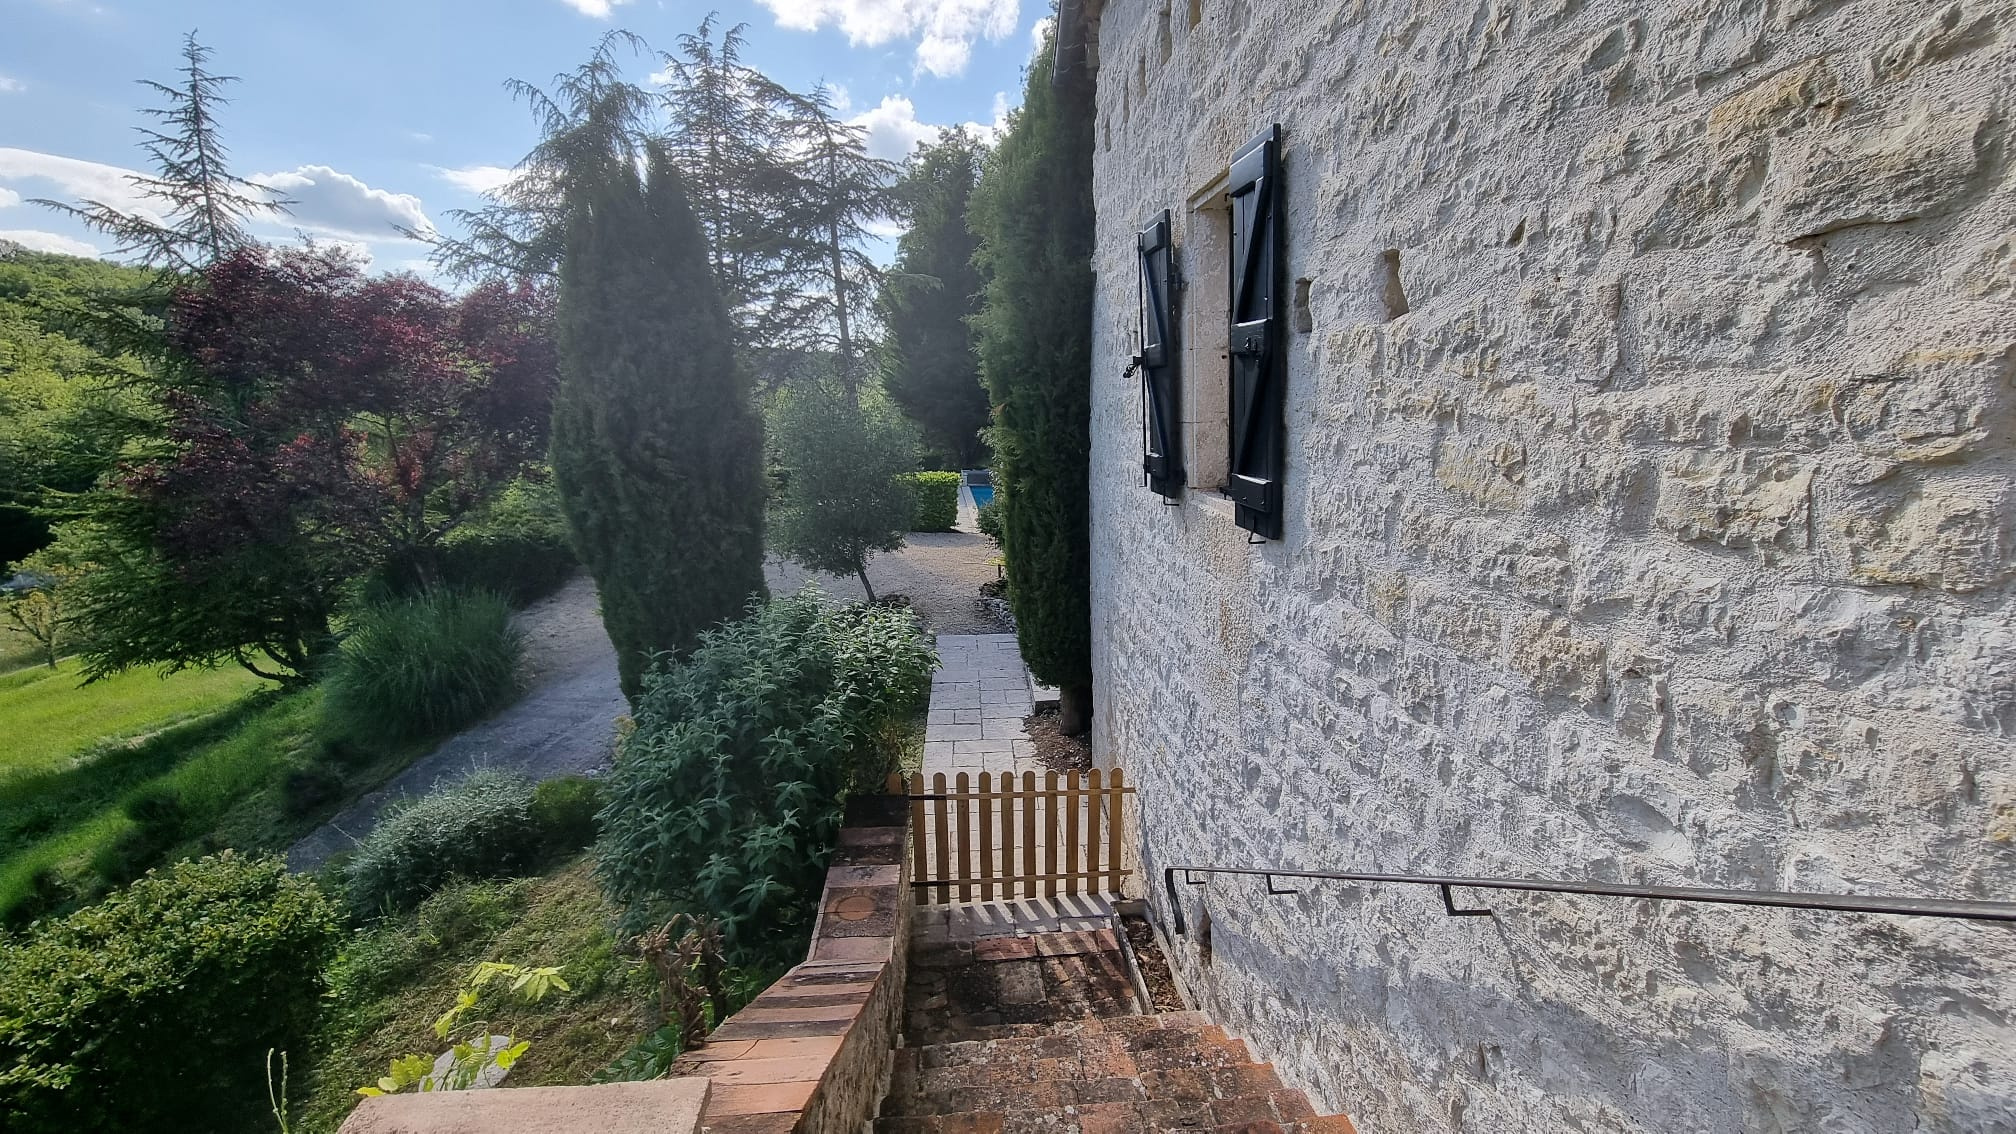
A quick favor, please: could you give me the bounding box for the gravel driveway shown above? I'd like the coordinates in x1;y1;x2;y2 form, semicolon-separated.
763;529;1008;634
288;529;1003;872
286;574;623;872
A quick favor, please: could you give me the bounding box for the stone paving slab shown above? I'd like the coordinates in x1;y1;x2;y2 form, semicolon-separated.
922;634;1043;779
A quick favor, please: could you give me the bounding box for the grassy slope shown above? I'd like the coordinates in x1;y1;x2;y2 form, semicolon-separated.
296;860;654;1133
0;685;442;922
0;658;269;780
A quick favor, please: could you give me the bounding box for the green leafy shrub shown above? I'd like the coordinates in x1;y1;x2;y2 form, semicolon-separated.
0;852;339;1132
597;590;933;962
531;776;604;854
344;770;541;918
435;478;578;606
976;489;1006;545
325;587;523;745
906;471;960;532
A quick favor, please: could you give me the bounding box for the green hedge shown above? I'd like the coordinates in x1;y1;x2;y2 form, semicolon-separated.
907;471;960;532
0;853;339;1132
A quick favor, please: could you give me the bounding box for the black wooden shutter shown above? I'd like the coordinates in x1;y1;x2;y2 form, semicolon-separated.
1226;125;1284;540
1138;210;1184;499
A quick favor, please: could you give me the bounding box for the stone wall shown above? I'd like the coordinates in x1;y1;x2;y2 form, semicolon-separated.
1082;1;2016;1131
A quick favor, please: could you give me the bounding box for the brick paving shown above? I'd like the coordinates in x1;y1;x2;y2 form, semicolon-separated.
879;919;1358;1134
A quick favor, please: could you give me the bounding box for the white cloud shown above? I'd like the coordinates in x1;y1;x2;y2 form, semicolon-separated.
0;229;99;257
0;147;165;223
557;0;630;16
432;164;519;196
757;0;1020;77
251;164;434;239
849;91;1009;162
0;187;20;209
1029;15;1053;56
406;130;435;144
851;96;939;162
0;76;23;93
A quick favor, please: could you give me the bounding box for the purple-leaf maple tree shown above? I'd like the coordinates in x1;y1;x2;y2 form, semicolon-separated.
63;245;557;685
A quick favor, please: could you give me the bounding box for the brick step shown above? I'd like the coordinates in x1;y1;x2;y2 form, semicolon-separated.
896;1022;1240;1072
874;1109;1360;1134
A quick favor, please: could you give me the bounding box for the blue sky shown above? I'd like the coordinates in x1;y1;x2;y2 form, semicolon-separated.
0;0;1046;271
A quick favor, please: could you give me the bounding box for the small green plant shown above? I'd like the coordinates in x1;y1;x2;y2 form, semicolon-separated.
976;489;1005;545
344;770;541;917
1;550;81;669
355;961;570;1097
905;471;960;532
530;775;604;854
325;587;523;745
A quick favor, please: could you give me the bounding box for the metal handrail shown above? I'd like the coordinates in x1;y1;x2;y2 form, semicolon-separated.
1161;865;2016;934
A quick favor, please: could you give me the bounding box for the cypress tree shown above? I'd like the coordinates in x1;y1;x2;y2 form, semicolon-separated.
969;26;1096;734
551;145;766;700
880;128;990;469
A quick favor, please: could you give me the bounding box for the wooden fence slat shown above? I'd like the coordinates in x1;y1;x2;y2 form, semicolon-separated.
955;772;973;903
1085;768;1102;893
1107;768;1125;894
1044;771;1060;899
904;767;1132;904
910;772;927;896
1063;771;1081;895
932;772;950;905
999;771;1016;900
977;772;994;901
1022;771;1037;900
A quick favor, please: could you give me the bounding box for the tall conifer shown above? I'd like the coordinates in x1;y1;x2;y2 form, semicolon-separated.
970;26;1097;733
880;128;989;468
551;145;765;700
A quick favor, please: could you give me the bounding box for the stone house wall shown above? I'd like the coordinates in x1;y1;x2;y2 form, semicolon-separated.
1082;1;2016;1131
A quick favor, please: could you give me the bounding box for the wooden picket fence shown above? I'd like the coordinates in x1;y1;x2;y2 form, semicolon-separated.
885;769;1135;904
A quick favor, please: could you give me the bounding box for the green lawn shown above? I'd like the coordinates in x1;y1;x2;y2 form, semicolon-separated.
0;621;50;676
0;658;271;782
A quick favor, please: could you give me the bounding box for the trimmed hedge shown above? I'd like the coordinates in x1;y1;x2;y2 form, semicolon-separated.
0;853;340;1132
906;471;960;532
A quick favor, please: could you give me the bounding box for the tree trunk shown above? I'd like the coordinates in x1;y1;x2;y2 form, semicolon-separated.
1058;684;1092;736
856;565;878;604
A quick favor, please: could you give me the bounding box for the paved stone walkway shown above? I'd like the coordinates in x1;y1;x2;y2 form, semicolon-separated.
922;633;1045;778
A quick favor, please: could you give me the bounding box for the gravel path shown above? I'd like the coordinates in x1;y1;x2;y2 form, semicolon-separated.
763;529;1008;634
288;529;1002;871
286;574;623;872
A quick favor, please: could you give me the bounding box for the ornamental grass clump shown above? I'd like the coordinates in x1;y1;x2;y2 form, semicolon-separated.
344;770;542;918
596;590;933;963
324;587;523;745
